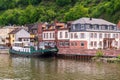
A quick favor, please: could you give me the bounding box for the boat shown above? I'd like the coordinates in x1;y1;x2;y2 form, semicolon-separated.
9;41;58;57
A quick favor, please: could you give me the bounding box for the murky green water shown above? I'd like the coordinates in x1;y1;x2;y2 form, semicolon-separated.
0;54;120;80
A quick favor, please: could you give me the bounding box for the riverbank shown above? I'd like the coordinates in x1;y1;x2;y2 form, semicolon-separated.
57;48;120;61
0;49;9;54
92;57;120;63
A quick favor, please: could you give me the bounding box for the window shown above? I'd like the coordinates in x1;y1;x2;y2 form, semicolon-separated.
108;34;111;38
94;33;97;38
46;33;48;39
24;39;28;41
116;34;118;38
53;33;55;38
105;33;107;38
101;25;108;30
60;32;62;38
81;33;85;38
94;42;97;47
85;24;90;29
59;42;63;46
90;33;93;38
74;33;78;39
95;25;99;30
43;33;45;38
109;25;114;30
99;33;102;38
99;41;102;46
115;41;118;46
113;34;115;38
90;41;93;47
71;33;73;39
72;25;75;30
105;25;108;30
64;42;69;46
19;38;22;41
81;24;85;30
93;24;99;30
80;42;84;46
65;32;68;38
71;42;74;46
71;42;77;46
50;33;52;38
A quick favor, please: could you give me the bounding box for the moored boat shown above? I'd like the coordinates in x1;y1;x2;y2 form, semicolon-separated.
9;41;58;57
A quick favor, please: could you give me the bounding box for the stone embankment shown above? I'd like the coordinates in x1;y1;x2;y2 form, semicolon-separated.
58;48;120;57
58;48;120;60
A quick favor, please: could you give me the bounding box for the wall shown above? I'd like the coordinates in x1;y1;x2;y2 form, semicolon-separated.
15;29;30;41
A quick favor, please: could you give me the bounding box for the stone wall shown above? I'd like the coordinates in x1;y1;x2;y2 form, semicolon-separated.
58;48;120;57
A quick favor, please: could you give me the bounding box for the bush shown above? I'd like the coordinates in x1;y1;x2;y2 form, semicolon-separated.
117;55;120;60
96;50;103;58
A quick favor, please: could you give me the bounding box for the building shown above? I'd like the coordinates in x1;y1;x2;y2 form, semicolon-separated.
0;26;17;46
26;23;38;42
9;28;30;46
38;22;70;48
69;17;120;49
38;18;120;50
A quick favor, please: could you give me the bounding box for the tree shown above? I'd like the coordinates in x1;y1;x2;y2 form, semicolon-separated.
64;4;88;21
56;0;72;6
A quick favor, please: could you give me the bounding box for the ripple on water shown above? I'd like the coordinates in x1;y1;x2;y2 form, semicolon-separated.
0;54;120;80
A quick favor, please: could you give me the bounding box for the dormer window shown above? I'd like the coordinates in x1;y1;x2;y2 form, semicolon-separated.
72;25;75;30
101;25;108;30
109;25;114;30
81;24;84;30
104;25;108;30
94;24;99;30
85;24;90;29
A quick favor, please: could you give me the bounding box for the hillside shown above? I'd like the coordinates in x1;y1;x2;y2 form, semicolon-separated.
0;0;120;26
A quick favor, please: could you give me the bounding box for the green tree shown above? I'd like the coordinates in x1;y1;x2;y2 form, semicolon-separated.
64;4;88;21
56;0;72;6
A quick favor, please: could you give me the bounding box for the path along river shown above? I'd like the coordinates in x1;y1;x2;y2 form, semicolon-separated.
0;54;120;80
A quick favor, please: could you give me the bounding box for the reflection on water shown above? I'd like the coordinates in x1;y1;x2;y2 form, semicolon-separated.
0;54;120;80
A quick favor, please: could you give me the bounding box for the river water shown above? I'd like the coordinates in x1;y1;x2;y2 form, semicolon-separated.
0;54;120;80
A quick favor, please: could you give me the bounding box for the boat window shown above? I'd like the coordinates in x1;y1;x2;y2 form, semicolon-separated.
14;43;23;47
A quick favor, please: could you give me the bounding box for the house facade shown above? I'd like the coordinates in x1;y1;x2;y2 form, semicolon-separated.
0;26;17;46
9;28;30;46
38;22;70;48
70;18;120;49
69;18;120;49
38;18;120;50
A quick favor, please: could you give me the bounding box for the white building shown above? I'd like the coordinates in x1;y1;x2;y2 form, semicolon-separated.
69;17;120;49
9;28;30;46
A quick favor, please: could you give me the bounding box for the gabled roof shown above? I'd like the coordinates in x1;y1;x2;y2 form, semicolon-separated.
9;28;22;34
72;17;116;25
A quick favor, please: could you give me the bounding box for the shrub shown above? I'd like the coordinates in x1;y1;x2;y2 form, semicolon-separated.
117;55;120;60
96;50;103;58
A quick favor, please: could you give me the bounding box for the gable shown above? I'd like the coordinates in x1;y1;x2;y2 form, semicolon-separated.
15;29;30;38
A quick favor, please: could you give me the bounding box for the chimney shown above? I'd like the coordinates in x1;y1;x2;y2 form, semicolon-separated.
90;17;92;20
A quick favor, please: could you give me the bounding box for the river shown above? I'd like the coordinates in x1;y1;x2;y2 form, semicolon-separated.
0;54;120;80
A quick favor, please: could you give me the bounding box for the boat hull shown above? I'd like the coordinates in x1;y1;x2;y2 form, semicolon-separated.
9;48;58;57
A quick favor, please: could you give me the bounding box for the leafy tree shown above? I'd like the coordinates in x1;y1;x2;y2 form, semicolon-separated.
56;0;72;6
64;4;88;21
